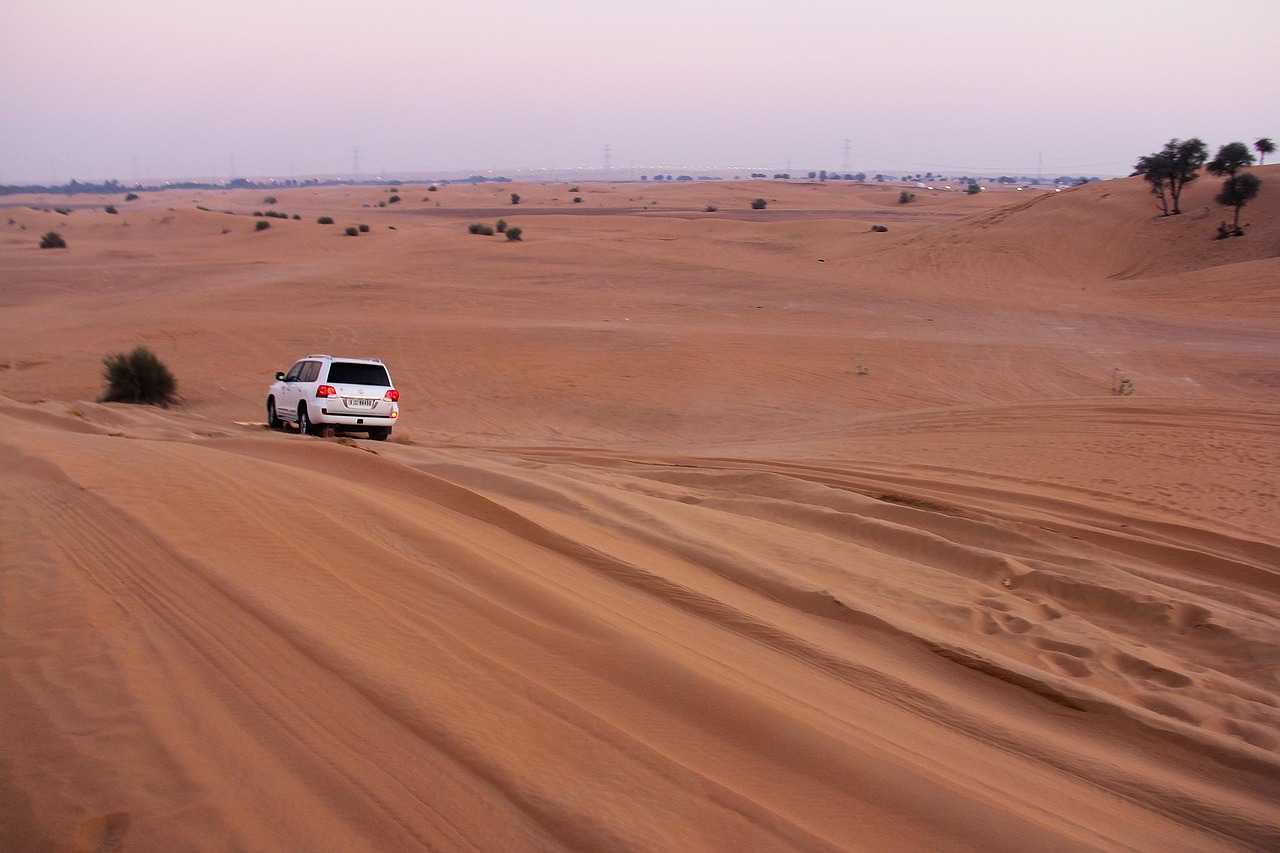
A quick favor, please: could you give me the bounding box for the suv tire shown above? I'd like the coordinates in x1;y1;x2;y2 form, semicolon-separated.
267;398;282;430
298;405;314;436
367;427;391;441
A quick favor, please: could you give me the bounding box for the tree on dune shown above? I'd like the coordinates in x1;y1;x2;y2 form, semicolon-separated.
1254;137;1274;165
1207;141;1260;235
1133;138;1207;216
1208;141;1255;179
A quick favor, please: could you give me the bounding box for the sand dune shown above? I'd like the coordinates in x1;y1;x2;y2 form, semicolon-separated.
2;175;1278;850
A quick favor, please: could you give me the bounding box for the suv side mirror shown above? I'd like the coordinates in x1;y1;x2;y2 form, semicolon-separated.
275;372;285;381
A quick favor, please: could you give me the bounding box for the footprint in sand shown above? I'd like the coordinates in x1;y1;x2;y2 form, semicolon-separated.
1105;651;1193;688
74;812;130;853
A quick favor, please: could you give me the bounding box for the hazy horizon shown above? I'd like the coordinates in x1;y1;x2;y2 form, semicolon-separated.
3;0;1277;185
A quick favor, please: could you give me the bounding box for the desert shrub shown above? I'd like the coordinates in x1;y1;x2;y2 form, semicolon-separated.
263;196;277;205
105;204;118;215
292;214;301;220
479;224;495;236
751;198;767;209
388;194;400;204
125;192;139;201
705;205;718;212
255;220;271;231
505;227;522;241
966;183;981;195
898;191;916;204
573;196;583;203
569;186;580;193
495;219;507;233
39;231;66;249
358;223;370;232
345;226;359;236
428;185;438;192
318;216;334;224
54;207;71;216
101;346;176;406
510;193;520;205
468;223;482;234
870;224;889;232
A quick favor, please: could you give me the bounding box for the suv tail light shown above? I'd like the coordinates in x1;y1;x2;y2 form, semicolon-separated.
385;389;399;402
316;385;337;398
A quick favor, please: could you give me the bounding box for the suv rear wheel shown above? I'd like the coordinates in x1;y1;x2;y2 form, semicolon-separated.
367;427;391;441
298;405;314;436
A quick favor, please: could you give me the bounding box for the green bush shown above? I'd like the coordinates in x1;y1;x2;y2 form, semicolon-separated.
505;226;523;241
358;223;370;232
705;205;718;212
898;191;916;204
751;198;767;209
255;220;271;231
510;193;520;205
870;224;889;232
318;216;334;224
345;226;359;236
263;196;277;205
573;196;583;203
468;223;494;235
101;346;176;406
104;205;118;215
495;219;507;233
39;231;66;249
966;183;981;195
125;192;139;201
388;194;400;204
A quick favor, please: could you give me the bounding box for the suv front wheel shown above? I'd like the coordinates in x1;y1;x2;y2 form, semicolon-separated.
267;398;282;430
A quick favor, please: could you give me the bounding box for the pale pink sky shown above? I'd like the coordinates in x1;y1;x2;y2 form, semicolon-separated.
2;0;1277;183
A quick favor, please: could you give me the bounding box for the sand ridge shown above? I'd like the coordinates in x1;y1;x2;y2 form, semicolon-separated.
2;175;1278;850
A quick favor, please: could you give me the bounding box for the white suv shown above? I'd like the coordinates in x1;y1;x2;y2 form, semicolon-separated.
267;355;399;440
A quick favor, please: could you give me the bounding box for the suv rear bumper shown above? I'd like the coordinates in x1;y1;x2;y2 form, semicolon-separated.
315;412;398;426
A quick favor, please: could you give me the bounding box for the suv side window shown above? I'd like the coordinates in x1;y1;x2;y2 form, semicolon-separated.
284;361;306;382
301;361;322;383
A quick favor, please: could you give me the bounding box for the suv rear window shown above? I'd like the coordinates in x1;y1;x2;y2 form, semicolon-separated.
327;362;391;386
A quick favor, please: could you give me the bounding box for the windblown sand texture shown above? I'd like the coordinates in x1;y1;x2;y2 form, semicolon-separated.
2;173;1278;851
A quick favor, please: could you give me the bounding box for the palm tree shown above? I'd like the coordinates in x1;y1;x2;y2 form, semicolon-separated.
1255;137;1275;166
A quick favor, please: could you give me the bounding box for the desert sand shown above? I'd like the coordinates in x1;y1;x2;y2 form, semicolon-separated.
1;172;1277;851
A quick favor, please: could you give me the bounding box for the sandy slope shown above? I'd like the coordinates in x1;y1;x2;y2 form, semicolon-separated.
1;175;1278;851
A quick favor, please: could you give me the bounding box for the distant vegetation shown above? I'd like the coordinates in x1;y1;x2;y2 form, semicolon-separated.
358;223;370;232
505;227;523;241
255;220;271;231
345;226;359;236
39;231;66;249
104;204;118;214
898;191;916;204
510;193;521;205
468;223;495;236
1133;135;1267;235
870;224;889;232
751;198;767;209
317;216;334;224
101;346;176;406
1256;138;1274;165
